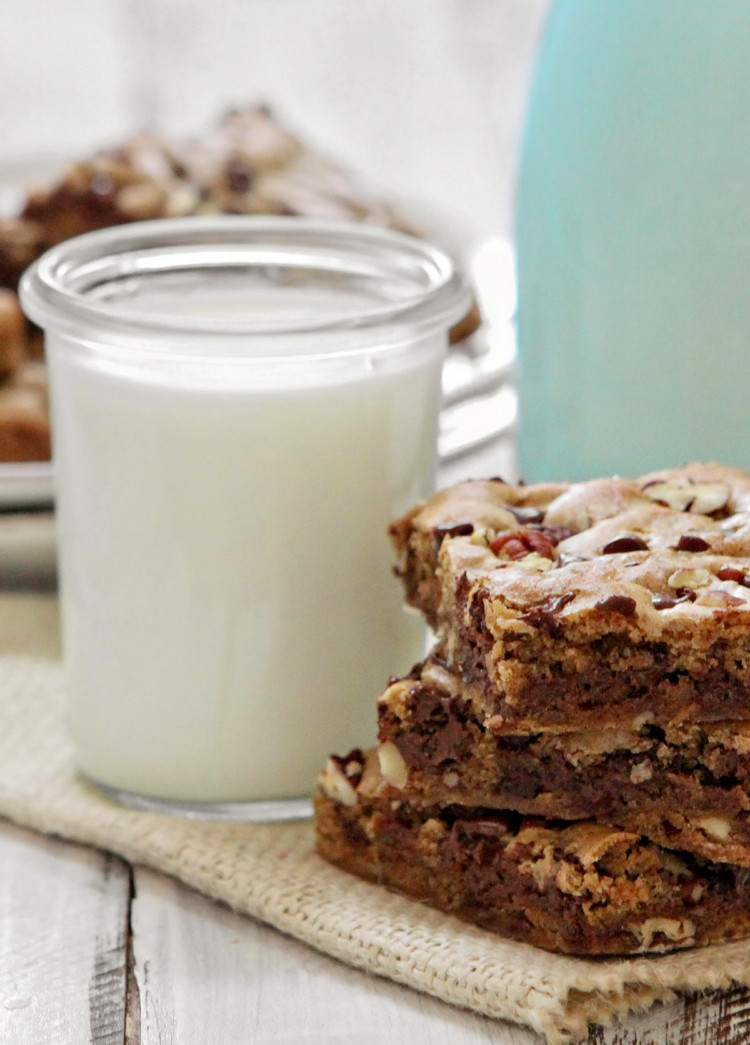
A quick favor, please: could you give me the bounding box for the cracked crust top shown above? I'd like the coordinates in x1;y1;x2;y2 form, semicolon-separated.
388;464;750;730
391;463;750;633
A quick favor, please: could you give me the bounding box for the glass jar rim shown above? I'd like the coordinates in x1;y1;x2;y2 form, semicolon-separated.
20;216;471;356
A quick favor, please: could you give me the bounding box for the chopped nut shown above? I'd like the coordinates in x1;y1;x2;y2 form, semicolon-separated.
667;568;711;590
555;862;585;896
634;918;695;949
699;589;747;608
516;551;555;572
117;181;167;219
694;816;731;841
717;566;750;585
521;843;557;889
469;527;489;547
318;757;358;806
164;185;201;217
647;480;731;514
442;770;459;788
377;741;408;789
660;851;691;877
421;660;460;695
691;483;731;515
643;480;729;515
643;478;731;516
490;526;564;563
560;727;642;765
630;761;653;784
643;481;695;511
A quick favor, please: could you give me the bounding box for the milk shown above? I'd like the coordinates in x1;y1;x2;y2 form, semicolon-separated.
21;217;469;813
48;328;440;802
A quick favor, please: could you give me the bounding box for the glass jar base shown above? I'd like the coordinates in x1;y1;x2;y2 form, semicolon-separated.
87;777;314;822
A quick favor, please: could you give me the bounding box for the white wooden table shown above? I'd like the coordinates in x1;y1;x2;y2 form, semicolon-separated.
1;817;749;1045
3;436;750;1044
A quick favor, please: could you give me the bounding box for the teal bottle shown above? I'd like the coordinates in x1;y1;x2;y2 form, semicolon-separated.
515;0;750;481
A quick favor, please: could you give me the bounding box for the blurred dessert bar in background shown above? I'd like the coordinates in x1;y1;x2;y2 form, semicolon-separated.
0;105;480;462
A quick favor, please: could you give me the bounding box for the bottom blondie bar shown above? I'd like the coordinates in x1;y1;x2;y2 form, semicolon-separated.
315;749;750;955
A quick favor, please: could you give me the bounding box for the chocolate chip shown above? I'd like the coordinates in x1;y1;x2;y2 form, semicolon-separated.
519;592;575;635
225;159;254;192
502;734;536;752
456;818;510;840
652;591;698;610
409;686;448;727
602;534;649;554
595;594;638;617
558;553;589;567
507;504;545;525
329;749;364;787
435;522;475;540
548;592;576;613
675;535;711;552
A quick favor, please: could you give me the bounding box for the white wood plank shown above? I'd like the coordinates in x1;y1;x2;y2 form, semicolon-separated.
0;819;130;1045
131;865;750;1045
592;985;750;1045
131;867;541;1045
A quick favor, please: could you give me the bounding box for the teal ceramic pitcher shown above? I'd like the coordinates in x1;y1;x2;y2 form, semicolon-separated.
515;0;750;482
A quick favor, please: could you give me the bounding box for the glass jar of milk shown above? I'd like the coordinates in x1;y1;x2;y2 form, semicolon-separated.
515;0;750;482
21;216;469;819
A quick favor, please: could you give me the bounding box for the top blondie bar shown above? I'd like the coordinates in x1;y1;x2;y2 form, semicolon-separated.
390;463;750;733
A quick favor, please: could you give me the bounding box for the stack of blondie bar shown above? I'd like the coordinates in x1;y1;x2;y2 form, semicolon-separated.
315;462;750;954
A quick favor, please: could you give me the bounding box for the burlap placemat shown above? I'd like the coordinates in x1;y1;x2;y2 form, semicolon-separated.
2;592;750;1043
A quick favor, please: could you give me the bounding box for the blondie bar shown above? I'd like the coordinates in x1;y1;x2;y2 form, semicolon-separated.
377;655;750;865
390;464;750;732
315;748;750;955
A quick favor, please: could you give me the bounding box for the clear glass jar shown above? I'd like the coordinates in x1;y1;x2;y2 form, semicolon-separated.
21;215;469;819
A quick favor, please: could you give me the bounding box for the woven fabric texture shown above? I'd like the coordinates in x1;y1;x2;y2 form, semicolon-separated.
1;592;750;1044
